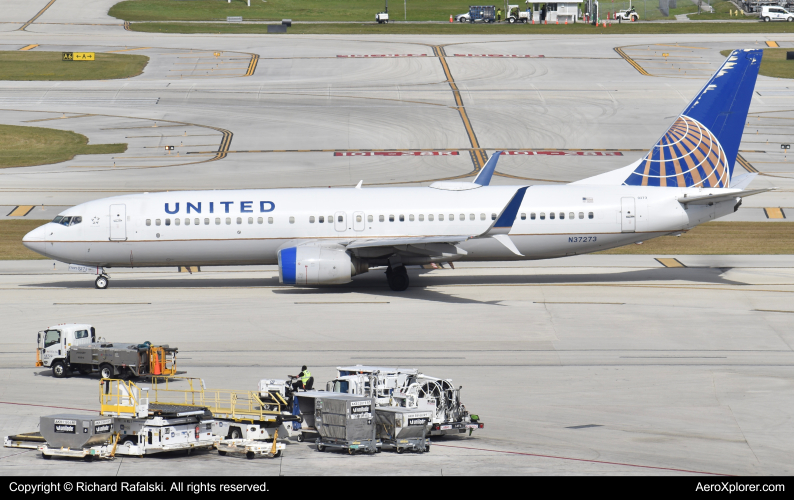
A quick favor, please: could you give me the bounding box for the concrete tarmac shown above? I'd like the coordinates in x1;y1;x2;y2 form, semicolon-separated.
0;256;793;475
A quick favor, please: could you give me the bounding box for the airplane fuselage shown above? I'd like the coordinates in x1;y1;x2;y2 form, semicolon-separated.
23;184;738;268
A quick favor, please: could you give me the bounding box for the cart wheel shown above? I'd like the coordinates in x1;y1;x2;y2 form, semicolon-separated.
376;446;382;453
41;452;51;460
297;433;304;443
84;455;94;462
348;448;355;455
317;443;325;452
186;448;193;456
246;451;255;460
218;450;226;456
396;447;404;454
426;446;430;453
274;450;282;458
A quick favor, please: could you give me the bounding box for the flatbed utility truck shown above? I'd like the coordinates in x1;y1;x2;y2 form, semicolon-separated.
36;324;177;379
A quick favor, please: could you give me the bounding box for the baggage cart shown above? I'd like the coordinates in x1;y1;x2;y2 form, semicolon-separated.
314;394;379;454
217;434;285;459
375;407;431;453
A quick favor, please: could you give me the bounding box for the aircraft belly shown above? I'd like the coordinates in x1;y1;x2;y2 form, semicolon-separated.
47;240;281;267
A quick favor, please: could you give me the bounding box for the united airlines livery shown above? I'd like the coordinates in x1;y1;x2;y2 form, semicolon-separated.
23;50;772;291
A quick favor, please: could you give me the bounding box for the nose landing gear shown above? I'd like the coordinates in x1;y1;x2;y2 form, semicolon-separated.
95;275;110;289
385;265;409;291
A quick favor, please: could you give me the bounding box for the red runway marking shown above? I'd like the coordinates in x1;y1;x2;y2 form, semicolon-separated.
337;54;428;58
335;151;460;156
432;443;728;476
504;151;624;156
453;54;545;58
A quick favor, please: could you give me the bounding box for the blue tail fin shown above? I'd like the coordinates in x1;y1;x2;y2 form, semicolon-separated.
624;49;762;188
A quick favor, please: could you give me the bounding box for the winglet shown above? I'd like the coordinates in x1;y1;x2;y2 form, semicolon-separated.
473;151;503;186
355;180;363;189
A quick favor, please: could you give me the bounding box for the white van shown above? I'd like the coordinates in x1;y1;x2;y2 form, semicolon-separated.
760;5;793;21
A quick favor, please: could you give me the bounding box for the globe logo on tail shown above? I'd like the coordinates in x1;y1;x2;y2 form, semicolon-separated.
625;115;730;188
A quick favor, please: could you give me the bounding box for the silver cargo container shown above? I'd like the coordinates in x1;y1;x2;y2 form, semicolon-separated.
39;414;113;449
315;394;377;453
374;407;431;453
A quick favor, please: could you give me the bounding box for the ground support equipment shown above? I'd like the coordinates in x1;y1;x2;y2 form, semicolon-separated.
315;437;380;454
4;433;46;449
217;439;285;459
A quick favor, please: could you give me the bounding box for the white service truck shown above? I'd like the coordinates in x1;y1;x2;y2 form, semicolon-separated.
36;324;177;379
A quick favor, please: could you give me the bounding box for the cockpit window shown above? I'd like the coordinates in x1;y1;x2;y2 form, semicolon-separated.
52;216;81;226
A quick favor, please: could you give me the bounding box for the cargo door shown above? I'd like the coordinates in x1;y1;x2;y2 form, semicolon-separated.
109;204;127;241
353;211;365;231
334;211;347;232
620;197;636;233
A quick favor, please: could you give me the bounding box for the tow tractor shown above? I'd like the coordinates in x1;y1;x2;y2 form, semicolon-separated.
506;4;530;23
376;0;389;23
325;365;483;437
36;323;177;379
614;6;639;21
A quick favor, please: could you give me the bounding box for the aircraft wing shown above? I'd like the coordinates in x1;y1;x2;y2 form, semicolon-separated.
677;188;775;205
346;235;472;250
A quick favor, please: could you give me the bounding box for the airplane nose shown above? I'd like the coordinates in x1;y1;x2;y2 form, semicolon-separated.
22;225;47;254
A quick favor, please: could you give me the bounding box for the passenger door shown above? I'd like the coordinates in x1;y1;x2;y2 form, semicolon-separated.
620;197;636;232
109;204;127;241
334;211;347;232
353;211;365;231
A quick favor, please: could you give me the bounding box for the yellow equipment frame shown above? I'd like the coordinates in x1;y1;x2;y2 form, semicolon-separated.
148;377;288;423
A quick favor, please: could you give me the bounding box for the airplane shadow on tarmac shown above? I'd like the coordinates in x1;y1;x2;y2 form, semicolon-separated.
23;267;744;305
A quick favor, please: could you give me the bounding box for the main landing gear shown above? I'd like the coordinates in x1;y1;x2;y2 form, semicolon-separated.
95;274;110;289
385;265;409;292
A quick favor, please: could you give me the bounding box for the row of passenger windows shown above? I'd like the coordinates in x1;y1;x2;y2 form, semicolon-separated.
145;211;596;227
146;217;274;226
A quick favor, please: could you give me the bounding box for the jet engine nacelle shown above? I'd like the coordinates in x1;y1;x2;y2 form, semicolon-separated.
277;246;367;286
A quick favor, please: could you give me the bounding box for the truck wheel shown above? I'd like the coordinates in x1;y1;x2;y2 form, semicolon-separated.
764;16;771;21
52;361;67;378
229;427;242;440
509;17;515;23
100;364;113;379
317;443;325;452
95;276;109;289
396;447;404;454
273;450;282;458
218;450;227;456
297;433;304;442
246;451;255;460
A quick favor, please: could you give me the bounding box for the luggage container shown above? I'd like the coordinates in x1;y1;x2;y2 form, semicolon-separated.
291;390;328;443
37;414;115;460
314;394;379;454
374;407;431;453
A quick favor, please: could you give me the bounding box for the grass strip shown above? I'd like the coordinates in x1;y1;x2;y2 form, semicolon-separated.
721;48;794;79
0;52;149;81
0;125;126;169
597;222;794;255
130;21;794;35
0;220;49;260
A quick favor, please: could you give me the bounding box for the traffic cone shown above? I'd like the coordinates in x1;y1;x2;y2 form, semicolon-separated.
152;351;161;375
556;18;558;24
532;18;534;24
565;18;568;24
450;14;453;22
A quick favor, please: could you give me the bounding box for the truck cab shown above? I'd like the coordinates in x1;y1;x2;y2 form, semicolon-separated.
37;324;96;373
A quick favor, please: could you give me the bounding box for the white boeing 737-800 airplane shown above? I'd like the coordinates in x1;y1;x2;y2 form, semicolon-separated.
23;50;772;291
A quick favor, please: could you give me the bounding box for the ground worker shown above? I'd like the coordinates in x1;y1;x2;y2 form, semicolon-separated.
290;365;311;390
497;8;502;21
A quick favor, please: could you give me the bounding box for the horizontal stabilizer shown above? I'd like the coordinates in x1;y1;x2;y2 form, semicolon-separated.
677;188;774;205
729;172;757;190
